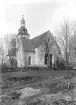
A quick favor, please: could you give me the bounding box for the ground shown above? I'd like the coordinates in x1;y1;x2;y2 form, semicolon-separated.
0;70;76;105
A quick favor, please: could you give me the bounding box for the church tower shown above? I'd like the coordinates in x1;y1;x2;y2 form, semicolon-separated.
16;15;30;67
17;15;30;39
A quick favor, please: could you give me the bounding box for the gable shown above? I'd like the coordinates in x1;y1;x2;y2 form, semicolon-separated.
31;30;61;54
31;30;50;48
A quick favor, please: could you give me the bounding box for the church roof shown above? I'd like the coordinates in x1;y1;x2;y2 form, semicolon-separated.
18;30;51;53
21;38;35;52
17;16;30;36
31;30;49;48
31;30;61;54
8;30;61;56
17;26;29;36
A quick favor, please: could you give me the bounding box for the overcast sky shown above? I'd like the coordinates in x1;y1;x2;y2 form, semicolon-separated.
0;0;76;38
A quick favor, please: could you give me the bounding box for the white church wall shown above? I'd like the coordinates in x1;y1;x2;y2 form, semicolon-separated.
23;52;27;66
38;46;45;66
27;52;35;66
35;39;61;67
16;45;25;67
34;47;45;66
34;48;39;65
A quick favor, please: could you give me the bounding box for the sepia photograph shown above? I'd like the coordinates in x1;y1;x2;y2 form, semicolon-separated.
0;0;76;104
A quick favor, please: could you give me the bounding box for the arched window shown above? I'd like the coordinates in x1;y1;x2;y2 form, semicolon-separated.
28;56;31;65
44;54;48;65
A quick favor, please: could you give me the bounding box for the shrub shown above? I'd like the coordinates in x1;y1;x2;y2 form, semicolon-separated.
54;58;66;70
10;91;21;99
9;58;17;68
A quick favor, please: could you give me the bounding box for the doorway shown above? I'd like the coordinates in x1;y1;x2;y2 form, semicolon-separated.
28;56;31;65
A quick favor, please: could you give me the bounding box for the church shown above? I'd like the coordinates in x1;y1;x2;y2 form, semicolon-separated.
8;16;61;67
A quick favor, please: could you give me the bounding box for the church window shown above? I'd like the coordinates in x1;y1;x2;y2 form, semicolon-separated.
45;54;48;65
50;54;52;67
28;56;31;65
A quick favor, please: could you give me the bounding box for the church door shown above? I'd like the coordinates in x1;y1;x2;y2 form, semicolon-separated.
28;56;31;65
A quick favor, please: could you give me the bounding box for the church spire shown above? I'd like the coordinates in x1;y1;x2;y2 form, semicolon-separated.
20;15;25;26
17;15;30;39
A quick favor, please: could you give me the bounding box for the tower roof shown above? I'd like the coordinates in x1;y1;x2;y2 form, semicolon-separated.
20;15;25;26
17;15;29;36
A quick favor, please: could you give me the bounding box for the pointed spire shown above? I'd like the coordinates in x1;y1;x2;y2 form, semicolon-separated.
20;15;25;26
18;15;30;37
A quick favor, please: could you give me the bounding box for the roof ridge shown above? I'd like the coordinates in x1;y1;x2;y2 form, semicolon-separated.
31;30;51;48
31;30;50;40
50;35;61;54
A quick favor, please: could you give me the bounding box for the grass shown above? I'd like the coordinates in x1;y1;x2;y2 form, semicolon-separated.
0;70;66;77
1;71;76;105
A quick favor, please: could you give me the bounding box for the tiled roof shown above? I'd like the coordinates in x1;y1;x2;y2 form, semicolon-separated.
19;31;50;52
8;30;61;56
21;38;35;52
17;26;29;36
31;30;61;54
31;30;50;48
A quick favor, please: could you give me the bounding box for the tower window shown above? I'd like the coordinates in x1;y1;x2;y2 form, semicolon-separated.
23;29;25;33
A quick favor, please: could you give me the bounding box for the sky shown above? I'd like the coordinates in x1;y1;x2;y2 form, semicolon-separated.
0;0;76;38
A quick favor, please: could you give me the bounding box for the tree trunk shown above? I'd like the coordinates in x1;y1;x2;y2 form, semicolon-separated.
65;48;69;76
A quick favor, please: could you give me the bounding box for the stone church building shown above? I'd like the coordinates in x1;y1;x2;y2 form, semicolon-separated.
8;16;61;67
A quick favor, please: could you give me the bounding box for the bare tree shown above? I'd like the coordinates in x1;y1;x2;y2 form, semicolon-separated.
3;33;16;67
4;33;16;51
56;20;74;73
68;22;76;66
0;33;17;69
39;36;54;67
0;38;5;66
